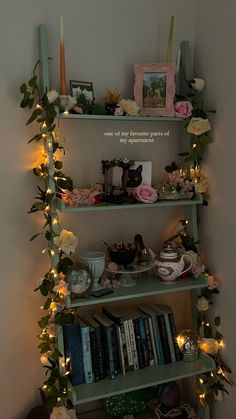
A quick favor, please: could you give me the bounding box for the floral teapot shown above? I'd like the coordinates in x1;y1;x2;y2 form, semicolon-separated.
154;243;192;283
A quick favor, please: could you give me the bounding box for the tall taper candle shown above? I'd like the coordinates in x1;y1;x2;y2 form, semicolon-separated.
60;14;67;95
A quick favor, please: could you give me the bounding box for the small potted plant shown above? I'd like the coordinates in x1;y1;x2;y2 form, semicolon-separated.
104;88;122;115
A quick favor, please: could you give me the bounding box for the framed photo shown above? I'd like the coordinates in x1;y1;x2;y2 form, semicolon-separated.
70;80;95;103
134;63;175;116
66;262;94;299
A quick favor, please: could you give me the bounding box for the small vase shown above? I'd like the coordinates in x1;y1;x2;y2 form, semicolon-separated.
80;251;106;290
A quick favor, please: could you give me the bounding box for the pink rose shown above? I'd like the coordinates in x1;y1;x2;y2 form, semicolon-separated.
207;274;221;290
174;101;193;118
135;185;157;203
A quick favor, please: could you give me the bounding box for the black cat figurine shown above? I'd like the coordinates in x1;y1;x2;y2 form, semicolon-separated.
123;164;143;188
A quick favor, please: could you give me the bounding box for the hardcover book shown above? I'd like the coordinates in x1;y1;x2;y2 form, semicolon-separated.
63;323;84;386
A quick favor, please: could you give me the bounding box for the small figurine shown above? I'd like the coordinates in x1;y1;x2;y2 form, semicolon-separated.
134;234;151;265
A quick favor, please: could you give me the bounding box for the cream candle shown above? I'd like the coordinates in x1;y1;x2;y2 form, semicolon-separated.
60;14;67;95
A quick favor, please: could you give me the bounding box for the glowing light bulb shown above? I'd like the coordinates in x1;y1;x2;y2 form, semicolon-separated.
199;378;204;384
45;205;50;212
42;122;47;129
36;104;42;109
46;188;51;194
63;110;69;115
42;384;48;389
50;250;55;256
42;133;47;138
219;340;225;348
199;393;206;400
192;143;197;149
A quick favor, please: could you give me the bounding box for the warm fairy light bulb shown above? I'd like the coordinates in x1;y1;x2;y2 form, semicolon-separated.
218;367;225;376
45;205;50;212
199;393;206;400
42;122;47;129
42;133;47;138
219;340;225;348
42;384;48;389
211;372;214;377
52;218;58;225
42;248;47;254
57;397;62;402
63;110;69;115
46;188;51;194
50;250;55;256
185;219;189;224
54;176;58;181
206;323;210;327
199;378;204;384
36;104;42;109
192;143;197;149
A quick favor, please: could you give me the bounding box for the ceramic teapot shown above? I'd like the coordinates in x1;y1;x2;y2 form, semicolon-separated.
154;243;192;283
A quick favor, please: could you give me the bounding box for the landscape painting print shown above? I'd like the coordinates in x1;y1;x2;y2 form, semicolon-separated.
134;63;175;116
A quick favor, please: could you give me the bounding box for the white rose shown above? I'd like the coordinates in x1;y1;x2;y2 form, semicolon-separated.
60;95;77;111
119;99;139;116
199;338;219;355
187;118;211;136
197;296;209;312
191;78;205;92
50;406;71;419
47;89;59;104
53;229;78;254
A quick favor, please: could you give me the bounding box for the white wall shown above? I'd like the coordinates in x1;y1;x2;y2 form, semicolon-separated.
195;1;236;417
0;1;198;418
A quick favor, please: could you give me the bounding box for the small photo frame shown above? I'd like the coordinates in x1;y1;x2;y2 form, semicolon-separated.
134;63;175;116
70;80;95;103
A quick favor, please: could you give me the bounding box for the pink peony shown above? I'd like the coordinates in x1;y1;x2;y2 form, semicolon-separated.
135;185;157;203
174;101;193;118
207;274;221;290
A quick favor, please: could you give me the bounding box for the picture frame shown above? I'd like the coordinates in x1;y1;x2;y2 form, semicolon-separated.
69;80;95;103
134;63;175;116
65;261;94;299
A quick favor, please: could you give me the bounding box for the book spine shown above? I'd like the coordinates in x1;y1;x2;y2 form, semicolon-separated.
168;312;182;361
111;324;119;377
89;329;100;382
157;314;171;364
80;325;93;384
144;317;155;366
124;319;133;370
163;313;176;363
104;325;115;379
95;326;106;379
139;317;149;367
128;319;139;370
133;319;145;369
115;324;126;375
120;322;129;373
63;324;84;386
147;316;158;364
153;316;165;365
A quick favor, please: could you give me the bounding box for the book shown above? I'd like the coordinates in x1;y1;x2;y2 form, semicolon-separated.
143;316;155;366
82;316;106;381
157;304;182;361
63;323;84;386
94;313;118;379
138;305;164;365
156;304;176;363
150;305;171;364
76;317;93;384
102;306;129;374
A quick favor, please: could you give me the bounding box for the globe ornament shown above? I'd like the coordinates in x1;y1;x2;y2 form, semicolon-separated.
177;329;199;362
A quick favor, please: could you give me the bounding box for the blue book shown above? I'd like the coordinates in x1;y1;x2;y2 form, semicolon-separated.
63;323;84;386
77;317;94;384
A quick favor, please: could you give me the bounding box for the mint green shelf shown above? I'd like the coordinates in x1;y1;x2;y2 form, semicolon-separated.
71;353;215;405
59;113;183;122
66;275;207;308
80;410;113;419
57;194;203;213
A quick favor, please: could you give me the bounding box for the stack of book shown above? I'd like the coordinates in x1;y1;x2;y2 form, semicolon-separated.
63;304;182;385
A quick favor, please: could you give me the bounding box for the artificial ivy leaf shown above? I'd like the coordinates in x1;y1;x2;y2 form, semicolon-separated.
20;83;27;94
28;98;35;109
215;316;221;327
45;230;52;241
38;342;51;353
57;257;73;274
199;134;212;144
33;167;42;176
26;109;42;125
178;152;189;157
50;348;63;360
192;108;208;119
184;154;194;163
164;161;178;173
28;75;37;88
44;298;52;310
54;161;63;170
20;91;30;108
215;331;223;340
38;315;50;329
30;233;41;241
28;202;46;213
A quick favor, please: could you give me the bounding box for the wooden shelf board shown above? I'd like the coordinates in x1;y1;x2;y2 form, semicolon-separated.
57;195;203;213
66;275;207;308
59;113;183;122
71;353;215;405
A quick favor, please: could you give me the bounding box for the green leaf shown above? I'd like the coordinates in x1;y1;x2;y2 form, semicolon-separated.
44;298;52;310
28;201;46;213
54;161;63;170
20;83;27;94
178;152;190;157
45;230;52;241
30;233;41;241
28;134;43;144
215;316;221;327
26;109;42;125
28;75;37;88
215;331;223;340
57;257;73;274
184;154;194;162
20;91;30;108
38;342;51;353
38;315;50;329
50;348;63;360
192;108;208;119
33;167;42;176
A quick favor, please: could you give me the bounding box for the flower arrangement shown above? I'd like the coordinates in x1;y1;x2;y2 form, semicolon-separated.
157;161;194;200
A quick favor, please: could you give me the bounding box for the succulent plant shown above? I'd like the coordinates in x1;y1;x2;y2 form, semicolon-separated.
104;88;122;104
